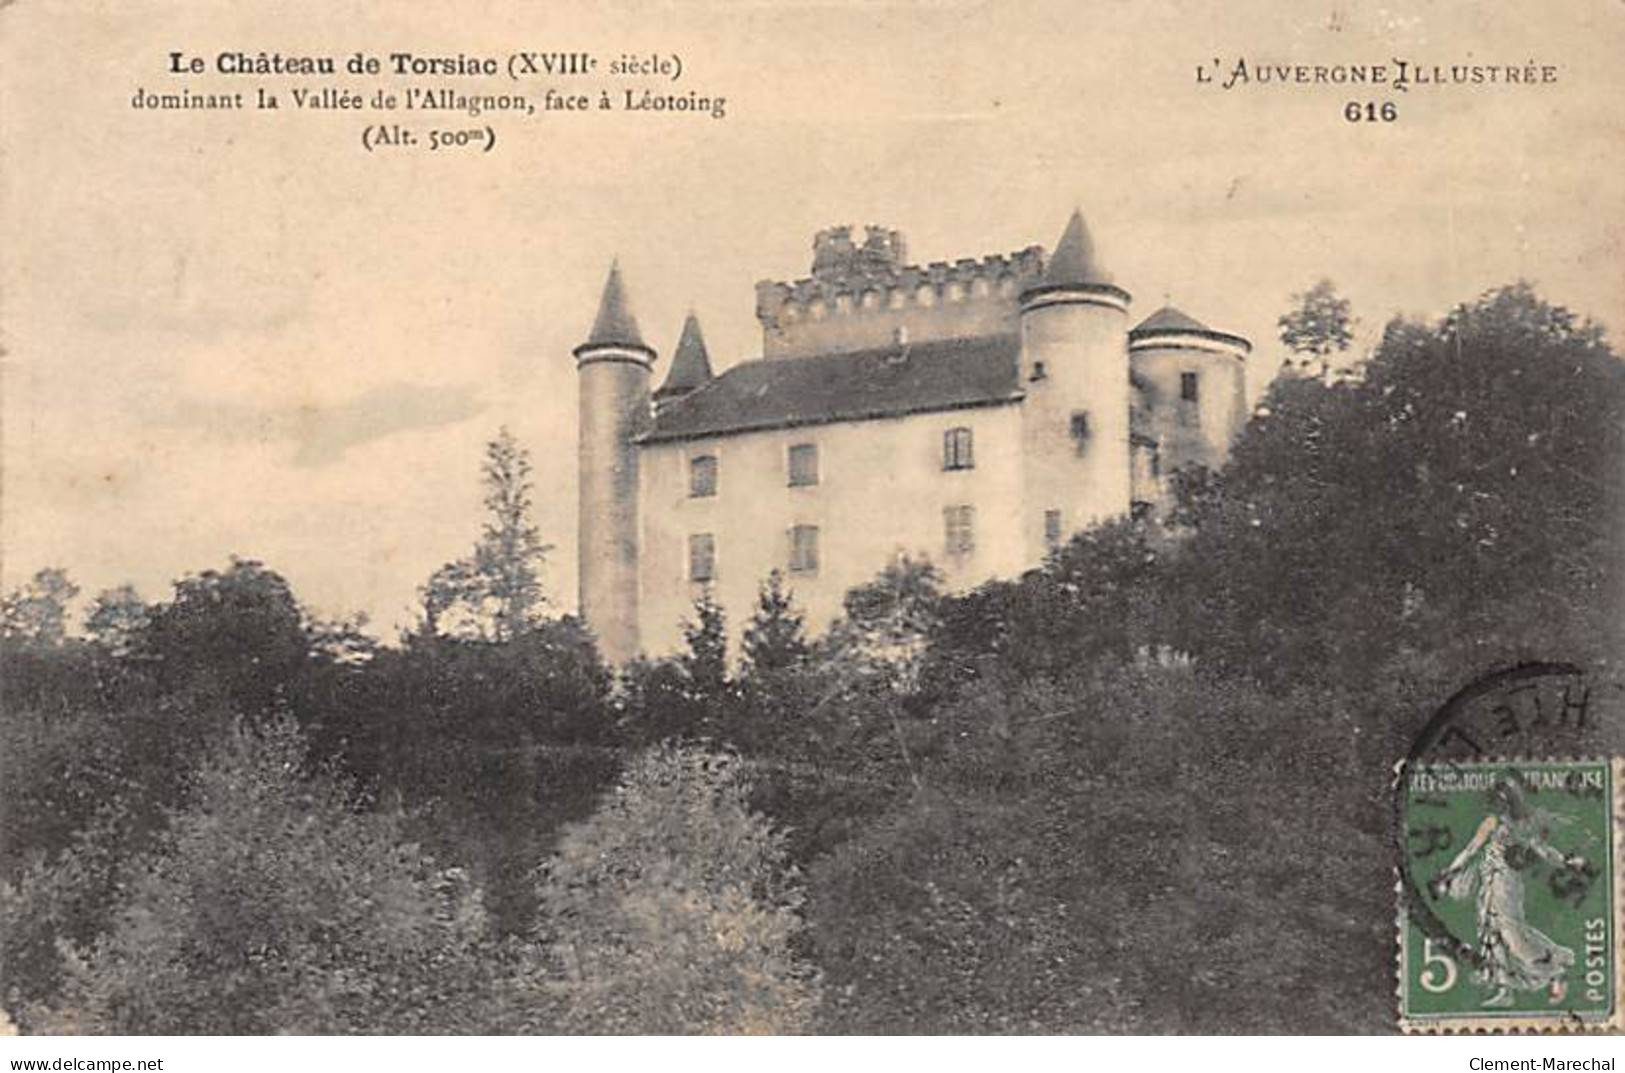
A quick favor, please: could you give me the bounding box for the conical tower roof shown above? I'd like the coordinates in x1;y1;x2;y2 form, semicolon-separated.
656;311;714;397
583;260;646;349
1128;302;1252;354
1132;305;1210;335
1041;209;1112;286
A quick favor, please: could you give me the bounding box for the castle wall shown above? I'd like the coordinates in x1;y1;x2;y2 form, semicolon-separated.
1129;334;1248;478
1017;287;1134;559
636;403;1027;659
755;249;1042;359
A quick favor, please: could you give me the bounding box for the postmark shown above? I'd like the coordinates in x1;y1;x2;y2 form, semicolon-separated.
1394;663;1625;1031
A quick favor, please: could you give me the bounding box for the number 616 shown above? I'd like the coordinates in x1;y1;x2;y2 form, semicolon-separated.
1346;101;1398;122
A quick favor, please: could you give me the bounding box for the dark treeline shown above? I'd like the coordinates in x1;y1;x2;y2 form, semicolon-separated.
2;283;1621;1033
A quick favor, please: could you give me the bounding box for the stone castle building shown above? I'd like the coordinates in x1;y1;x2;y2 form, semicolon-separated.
573;209;1250;663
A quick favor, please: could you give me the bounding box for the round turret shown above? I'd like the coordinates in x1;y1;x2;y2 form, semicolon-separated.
575;261;654;665
1016;209;1134;553
1128;305;1250;480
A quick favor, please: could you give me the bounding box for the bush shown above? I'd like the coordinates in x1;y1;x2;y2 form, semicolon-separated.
536;744;819;1033
32;716;522;1034
1;695;219;1019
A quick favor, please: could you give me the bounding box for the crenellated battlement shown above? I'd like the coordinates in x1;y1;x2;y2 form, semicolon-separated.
756;230;1045;358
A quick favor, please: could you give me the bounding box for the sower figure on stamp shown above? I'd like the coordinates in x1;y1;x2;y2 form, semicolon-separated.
1429;774;1584;1008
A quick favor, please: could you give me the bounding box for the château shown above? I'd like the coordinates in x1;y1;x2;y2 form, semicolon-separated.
572;209;1250;662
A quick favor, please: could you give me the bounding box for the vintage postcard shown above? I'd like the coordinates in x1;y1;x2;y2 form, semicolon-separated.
2;0;1622;1042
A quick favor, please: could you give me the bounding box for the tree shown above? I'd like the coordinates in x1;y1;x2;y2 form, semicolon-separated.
1176;282;1624;684
419;428;553;642
831;554;943;693
618;594;732;746
38;717;516;1034
679;590;729;700
82;585;150;657
741;571;809;675
136;558;310;716
925;518;1166;693
305;612;378;666
1;568;79;647
536;744;819;1033
1277;279;1354;378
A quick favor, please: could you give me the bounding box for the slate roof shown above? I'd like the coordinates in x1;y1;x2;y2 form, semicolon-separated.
640;334;1023;444
1130;304;1251;351
582;261;646;349
1132;305;1210;335
656;312;713;397
1041;209;1112;287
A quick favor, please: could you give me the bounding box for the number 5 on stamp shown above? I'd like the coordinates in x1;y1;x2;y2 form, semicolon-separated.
1399;758;1621;1031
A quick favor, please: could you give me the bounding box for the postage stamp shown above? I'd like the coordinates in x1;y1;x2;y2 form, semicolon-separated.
1399;758;1622;1032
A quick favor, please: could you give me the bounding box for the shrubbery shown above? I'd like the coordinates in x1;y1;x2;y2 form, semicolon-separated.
29;717;515;1034
537;745;819;1033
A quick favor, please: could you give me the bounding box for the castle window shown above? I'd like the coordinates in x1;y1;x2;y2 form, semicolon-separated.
688;533;716;583
1044;509;1063;550
788;524;819;574
943;427;974;471
689;454;718;498
1069;411;1090;455
1150;448;1161;479
944;505;976;556
1181;371;1200;403
787;443;819;487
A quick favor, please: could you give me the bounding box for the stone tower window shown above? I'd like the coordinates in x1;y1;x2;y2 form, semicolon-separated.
788;524;820;574
1044;509;1063;550
787;443;819;487
943;427;975;471
1069;411;1090;455
688;533;716;582
689;455;718;498
1181;371;1200;402
944;505;976;556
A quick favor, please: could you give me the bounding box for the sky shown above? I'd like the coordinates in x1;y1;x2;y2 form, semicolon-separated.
3;0;1622;636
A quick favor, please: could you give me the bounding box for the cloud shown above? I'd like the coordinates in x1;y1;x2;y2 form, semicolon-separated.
159;382;487;467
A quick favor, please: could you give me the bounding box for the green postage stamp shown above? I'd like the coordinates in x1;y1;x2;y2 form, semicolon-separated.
1400;759;1623;1032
